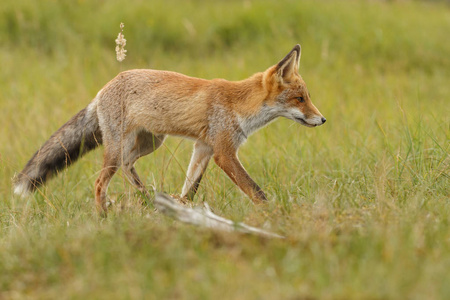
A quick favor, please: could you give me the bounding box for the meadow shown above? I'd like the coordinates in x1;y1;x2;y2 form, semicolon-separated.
0;0;449;299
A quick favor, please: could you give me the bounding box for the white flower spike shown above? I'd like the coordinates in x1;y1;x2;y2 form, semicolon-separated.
115;22;127;62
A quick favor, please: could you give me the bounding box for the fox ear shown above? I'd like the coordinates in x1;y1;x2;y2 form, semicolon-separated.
276;44;301;82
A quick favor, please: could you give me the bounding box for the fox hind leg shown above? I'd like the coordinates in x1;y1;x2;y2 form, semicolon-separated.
95;130;165;214
122;130;166;201
95;149;120;215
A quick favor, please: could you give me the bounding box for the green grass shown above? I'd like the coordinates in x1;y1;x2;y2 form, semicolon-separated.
1;0;449;299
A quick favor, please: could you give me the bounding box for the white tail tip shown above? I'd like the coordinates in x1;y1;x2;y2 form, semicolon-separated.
14;182;31;197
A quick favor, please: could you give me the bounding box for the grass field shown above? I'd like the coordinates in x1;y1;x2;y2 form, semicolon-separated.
1;0;449;299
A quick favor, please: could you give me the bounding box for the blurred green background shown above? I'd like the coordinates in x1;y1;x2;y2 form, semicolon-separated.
0;0;449;299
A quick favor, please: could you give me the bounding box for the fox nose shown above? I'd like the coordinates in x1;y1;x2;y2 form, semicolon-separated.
321;117;327;124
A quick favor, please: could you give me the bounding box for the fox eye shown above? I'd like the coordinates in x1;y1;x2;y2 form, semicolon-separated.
296;97;305;103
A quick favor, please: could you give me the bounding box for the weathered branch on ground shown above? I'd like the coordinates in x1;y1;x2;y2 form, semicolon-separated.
154;192;284;239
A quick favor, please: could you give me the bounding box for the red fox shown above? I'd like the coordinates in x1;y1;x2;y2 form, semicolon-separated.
14;44;326;214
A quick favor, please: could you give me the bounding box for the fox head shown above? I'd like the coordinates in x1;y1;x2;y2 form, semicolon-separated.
264;44;326;127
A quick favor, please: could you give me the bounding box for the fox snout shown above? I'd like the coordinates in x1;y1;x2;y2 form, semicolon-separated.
313;116;327;126
288;104;326;127
283;107;326;127
296;115;326;127
301;103;326;127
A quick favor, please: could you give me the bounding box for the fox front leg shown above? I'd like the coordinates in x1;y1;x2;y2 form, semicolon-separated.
181;141;213;200
213;147;267;204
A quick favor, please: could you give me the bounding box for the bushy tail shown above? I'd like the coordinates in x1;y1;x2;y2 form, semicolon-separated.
14;101;102;196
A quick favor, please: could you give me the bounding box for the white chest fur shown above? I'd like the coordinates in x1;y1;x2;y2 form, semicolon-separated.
237;104;285;138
